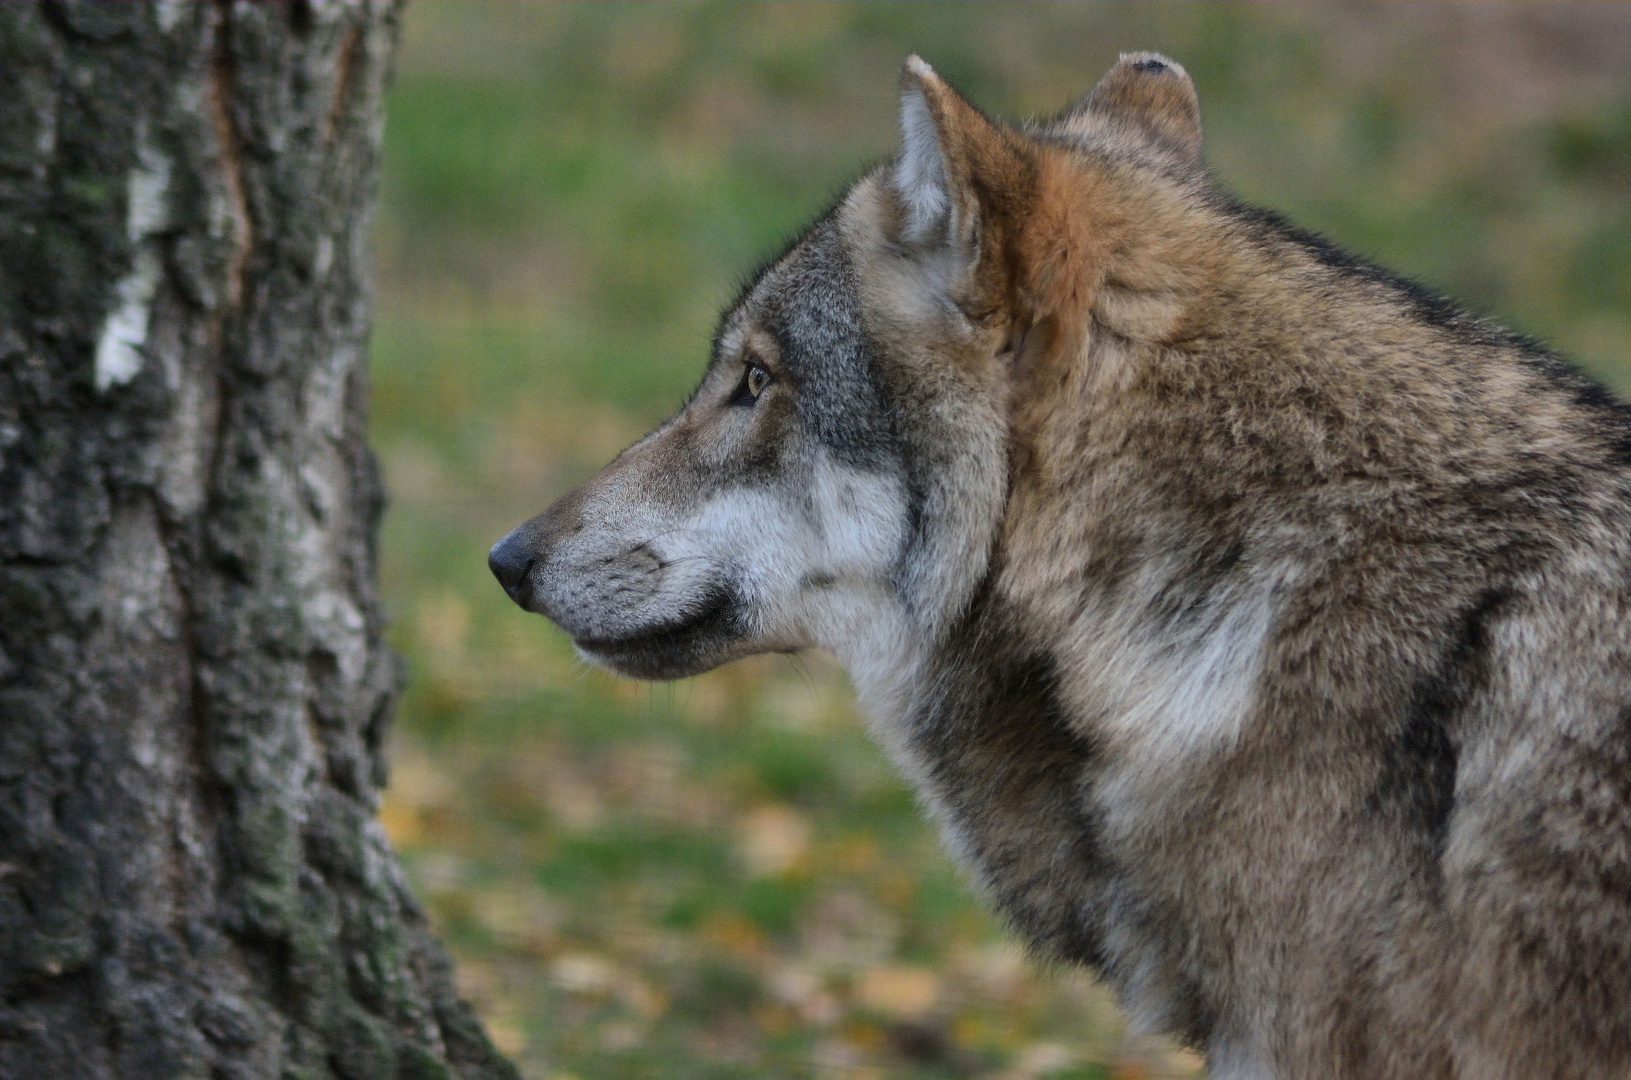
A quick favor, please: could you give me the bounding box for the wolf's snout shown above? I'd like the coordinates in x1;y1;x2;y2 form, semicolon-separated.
488;529;536;604
491;486;590;612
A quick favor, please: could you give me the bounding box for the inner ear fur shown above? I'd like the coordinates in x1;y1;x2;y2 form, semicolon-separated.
896;58;1048;253
1077;51;1202;165
894;59;1094;334
892;53;1201;332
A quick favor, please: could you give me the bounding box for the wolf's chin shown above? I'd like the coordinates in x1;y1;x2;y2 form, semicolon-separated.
570;587;747;680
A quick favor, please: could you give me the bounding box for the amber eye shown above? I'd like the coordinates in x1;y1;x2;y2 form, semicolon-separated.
731;362;772;407
746;365;770;399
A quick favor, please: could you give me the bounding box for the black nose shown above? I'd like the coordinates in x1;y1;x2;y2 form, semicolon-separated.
488;531;535;604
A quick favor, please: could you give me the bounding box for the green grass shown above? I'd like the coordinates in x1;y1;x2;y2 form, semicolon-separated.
370;4;1631;1077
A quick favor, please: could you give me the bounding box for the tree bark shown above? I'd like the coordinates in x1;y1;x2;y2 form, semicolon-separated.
0;3;516;1078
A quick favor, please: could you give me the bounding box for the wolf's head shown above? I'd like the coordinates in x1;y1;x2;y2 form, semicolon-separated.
490;53;1204;682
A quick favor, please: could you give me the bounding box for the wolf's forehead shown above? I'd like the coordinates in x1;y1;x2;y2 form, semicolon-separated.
720;216;849;347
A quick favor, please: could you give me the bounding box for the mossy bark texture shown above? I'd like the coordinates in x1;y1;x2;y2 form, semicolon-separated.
0;3;516;1078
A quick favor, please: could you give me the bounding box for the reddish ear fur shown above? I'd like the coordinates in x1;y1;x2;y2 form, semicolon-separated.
1013;155;1108;362
895;58;1103;345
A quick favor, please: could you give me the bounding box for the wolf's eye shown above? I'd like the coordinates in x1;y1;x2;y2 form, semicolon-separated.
732;363;772;406
747;365;770;398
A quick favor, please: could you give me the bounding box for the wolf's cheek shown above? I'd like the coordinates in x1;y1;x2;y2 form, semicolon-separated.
634;456;911;655
650;487;820;645
734;460;915;658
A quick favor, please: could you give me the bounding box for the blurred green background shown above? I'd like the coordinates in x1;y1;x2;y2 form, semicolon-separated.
370;4;1631;1078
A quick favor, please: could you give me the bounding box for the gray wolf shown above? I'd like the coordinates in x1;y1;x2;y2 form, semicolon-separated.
489;53;1631;1079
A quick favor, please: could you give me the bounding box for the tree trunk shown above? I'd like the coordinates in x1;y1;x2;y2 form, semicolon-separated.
0;3;516;1078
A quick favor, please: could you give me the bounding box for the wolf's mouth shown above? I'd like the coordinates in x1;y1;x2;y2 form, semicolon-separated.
571;586;742;680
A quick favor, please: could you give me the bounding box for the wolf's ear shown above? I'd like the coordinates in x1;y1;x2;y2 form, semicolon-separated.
1078;52;1201;164
894;56;1011;249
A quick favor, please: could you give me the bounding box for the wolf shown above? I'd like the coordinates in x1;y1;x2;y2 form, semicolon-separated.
488;53;1631;1079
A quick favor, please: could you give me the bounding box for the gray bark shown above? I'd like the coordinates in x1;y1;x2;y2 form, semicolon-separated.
0;3;517;1078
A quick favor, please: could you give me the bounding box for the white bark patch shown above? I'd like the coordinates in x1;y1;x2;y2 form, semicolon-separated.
94;248;162;391
155;0;189;33
304;345;354;440
125;142;172;241
95;137;171;392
